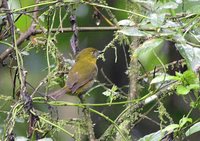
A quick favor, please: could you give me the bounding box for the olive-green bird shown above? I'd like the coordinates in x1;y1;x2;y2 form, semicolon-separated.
48;47;101;99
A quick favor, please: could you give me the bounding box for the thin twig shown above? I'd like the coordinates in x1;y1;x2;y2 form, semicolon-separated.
100;68;127;96
2;0;15;45
0;25;157;63
99;81;176;140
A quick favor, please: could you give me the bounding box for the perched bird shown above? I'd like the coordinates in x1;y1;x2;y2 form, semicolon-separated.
48;47;101;100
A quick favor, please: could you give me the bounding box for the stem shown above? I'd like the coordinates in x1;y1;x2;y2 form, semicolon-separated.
30;110;74;138
79;96;96;141
84;2;149;19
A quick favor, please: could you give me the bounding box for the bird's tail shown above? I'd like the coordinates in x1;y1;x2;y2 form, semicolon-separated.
47;87;69;100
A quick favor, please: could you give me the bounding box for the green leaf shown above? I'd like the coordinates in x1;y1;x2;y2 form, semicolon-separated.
163;124;179;132
176;85;190;95
150;74;178;84
173;34;186;44
160;29;176;36
179;117;192;128
182;70;198;85
138;130;165;141
175;44;200;71
187;5;200;14
175;71;182;77
21;51;30;56
16;136;28;141
150;13;165;27
118;27;146;37
188;84;200;90
135;38;164;57
186;122;200;137
134;38;166;71
38;138;53;141
158;2;178;11
162;20;180;28
118;19;135;26
138;124;179;141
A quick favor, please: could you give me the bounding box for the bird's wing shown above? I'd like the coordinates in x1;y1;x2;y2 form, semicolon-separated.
66;60;97;94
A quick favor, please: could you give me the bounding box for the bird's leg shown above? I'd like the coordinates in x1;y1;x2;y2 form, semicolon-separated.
78;94;87;112
78;94;84;103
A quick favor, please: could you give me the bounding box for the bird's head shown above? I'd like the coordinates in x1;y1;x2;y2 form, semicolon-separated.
76;48;102;61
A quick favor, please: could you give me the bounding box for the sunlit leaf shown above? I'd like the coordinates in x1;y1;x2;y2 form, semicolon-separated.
150;74;178;84
21;51;30;56
176;85;190;95
164;124;179;131
16;136;28;141
131;0;154;6
188;84;200;90
150;13;165;27
162;20;180;28
118;19;135;26
179;117;192;128
182;70;198;85
175;0;182;4
138;130;165;141
161;29;176;36
186;122;200;137
158;2;178;11
187;5;200;14
135;38;164;56
173;34;186;44
38;138;53;141
175;44;200;71
118;27;146;37
138;124;179;141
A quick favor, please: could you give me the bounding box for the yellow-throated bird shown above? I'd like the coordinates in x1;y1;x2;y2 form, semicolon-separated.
48;48;101;99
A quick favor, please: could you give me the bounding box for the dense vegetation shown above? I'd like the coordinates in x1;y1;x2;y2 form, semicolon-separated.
1;0;200;140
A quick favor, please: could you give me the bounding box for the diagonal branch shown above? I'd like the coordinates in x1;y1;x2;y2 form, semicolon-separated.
2;0;15;45
0;0;40;63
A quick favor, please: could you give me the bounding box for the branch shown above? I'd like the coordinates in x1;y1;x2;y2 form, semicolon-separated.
79;95;96;141
99;81;176;140
33;81;176;140
1;24;158;63
36;26;119;33
0;0;40;64
0;28;35;63
0;26;118;63
2;0;15;44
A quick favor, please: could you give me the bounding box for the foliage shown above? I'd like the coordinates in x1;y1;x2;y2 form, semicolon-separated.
0;0;200;141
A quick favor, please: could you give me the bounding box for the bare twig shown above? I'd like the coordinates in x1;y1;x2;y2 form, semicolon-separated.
1;24;157;63
36;26;118;33
92;6;114;26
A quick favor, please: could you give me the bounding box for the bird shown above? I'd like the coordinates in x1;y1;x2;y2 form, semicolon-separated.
48;47;101;100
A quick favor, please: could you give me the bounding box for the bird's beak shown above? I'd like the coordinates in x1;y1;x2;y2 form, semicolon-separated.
97;50;104;59
98;50;103;55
